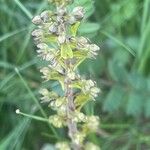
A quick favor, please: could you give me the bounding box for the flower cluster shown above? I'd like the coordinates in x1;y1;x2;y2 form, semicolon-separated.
32;0;101;149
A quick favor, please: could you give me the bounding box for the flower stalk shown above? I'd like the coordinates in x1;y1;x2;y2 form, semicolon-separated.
32;0;101;149
65;60;80;150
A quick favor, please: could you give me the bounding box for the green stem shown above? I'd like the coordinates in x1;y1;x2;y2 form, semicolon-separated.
65;61;81;150
15;67;60;139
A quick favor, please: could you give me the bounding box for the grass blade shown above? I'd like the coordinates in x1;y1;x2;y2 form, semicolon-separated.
0;27;28;43
0;118;31;150
14;0;33;19
14;67;46;118
100;31;136;56
14;68;60;139
141;0;150;33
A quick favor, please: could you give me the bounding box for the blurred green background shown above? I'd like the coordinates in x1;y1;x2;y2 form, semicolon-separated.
0;0;150;149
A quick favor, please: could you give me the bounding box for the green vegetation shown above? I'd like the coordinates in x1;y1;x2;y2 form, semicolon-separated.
0;0;150;149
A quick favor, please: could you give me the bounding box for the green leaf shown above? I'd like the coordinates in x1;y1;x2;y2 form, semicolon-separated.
108;60;128;83
147;79;150;91
112;48;130;66
48;71;65;90
61;43;73;59
79;22;100;35
45;35;57;43
14;0;33;19
128;73;147;91
0;118;31;150
73;50;88;57
101;31;136;56
70;22;80;36
73;51;88;69
71;81;82;89
75;93;91;109
0;27;27;43
103;86;125;112
84;1;95;18
74;57;86;70
126;92;143;116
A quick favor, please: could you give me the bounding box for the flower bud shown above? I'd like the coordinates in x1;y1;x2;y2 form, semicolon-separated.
89;44;100;52
32;15;43;25
40;10;52;22
56;142;70;150
74;132;86;145
58;24;65;33
49;63;64;74
33;37;43;45
76;111;87;122
87;80;95;87
86;44;100;58
85;142;100;150
91;87;100;98
86;116;100;132
55;98;63;107
82;79;95;92
58;35;66;44
46;53;55;61
48;0;72;5
49;101;55;107
78;37;88;45
37;43;48;49
68;16;77;25
32;29;43;37
40;67;50;76
39;88;49;95
49;115;64;128
67;71;76;80
57;105;66;116
39;89;58;103
72;6;84;20
49;23;58;33
57;7;67;16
